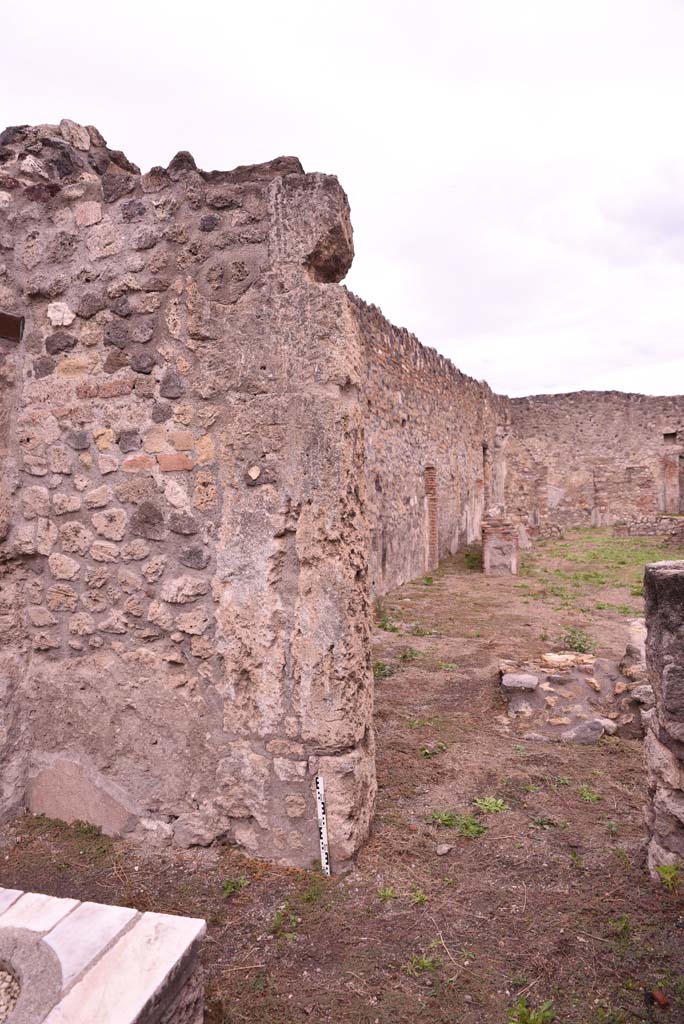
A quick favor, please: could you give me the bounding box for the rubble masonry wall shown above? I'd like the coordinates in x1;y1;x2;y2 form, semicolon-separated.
0;120;374;869
506;391;684;536
350;293;510;595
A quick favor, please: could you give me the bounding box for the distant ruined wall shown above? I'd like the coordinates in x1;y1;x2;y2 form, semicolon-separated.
0;120;374;869
350;295;510;595
506;391;684;536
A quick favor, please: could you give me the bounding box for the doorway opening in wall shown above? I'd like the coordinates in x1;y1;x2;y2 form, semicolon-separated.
424;466;438;571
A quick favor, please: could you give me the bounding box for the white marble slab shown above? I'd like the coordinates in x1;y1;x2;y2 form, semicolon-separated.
0;891;79;932
44;911;206;1024
0;888;23;915
44;901;138;986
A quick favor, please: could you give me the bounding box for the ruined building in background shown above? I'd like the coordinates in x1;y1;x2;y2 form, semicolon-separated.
0;120;683;869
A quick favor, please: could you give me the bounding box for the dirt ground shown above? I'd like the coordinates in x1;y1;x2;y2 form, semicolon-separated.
2;529;684;1024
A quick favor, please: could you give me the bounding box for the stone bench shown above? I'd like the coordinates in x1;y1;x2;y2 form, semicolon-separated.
0;887;205;1023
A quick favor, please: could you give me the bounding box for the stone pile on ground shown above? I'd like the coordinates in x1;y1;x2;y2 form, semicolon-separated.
499;620;651;743
0;968;20;1022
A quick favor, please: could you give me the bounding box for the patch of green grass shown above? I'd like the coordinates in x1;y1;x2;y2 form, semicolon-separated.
613;848;631;868
407;716;433;729
420;741;448;759
655;863;682;892
530;816;566;831
403;953;442;977
438;661;458;671
372;660;395;680
608;912;632;950
453;813;488;838
508;996;556;1023
222;875;250;898
410;624;431;636
473;796;508;814
270;902;299;940
570;850;585;871
463;546;483;571
377;886;398;902
378;612;399;633
301;873;324;903
423;575;434;586
429;810;487;836
409;887;428;905
558;626;596;653
554;775;571;787
399;646;421;662
594;1010;625;1024
630;584;643;597
27;817;115;863
577;782;602;803
430;810;458;828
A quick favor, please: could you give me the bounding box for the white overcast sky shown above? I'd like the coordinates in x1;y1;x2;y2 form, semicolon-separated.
3;0;684;397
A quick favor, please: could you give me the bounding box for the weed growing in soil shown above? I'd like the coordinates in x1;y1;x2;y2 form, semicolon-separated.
463;546;483;571
409;887;428;905
378;612;399;633
430;810;487;837
410;623;431;636
403;953;442;977
656;864;682;892
399;647;420;662
423;575;434;586
373;661;395;680
377;886;398;902
438;661;458;670
473;796;508;813
430;810;458;827
420;741;448;758
508;996;556;1023
270;903;299;939
577;782;602;802
531;816;566;831
222;876;249;898
609;912;632;950
301;874;324;903
570;850;585;871
594;1009;625;1023
558;626;596;653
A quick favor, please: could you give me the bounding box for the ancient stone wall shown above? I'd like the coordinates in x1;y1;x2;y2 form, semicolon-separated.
506;391;684;536
0;120;374;869
643;561;684;877
350;294;510;595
